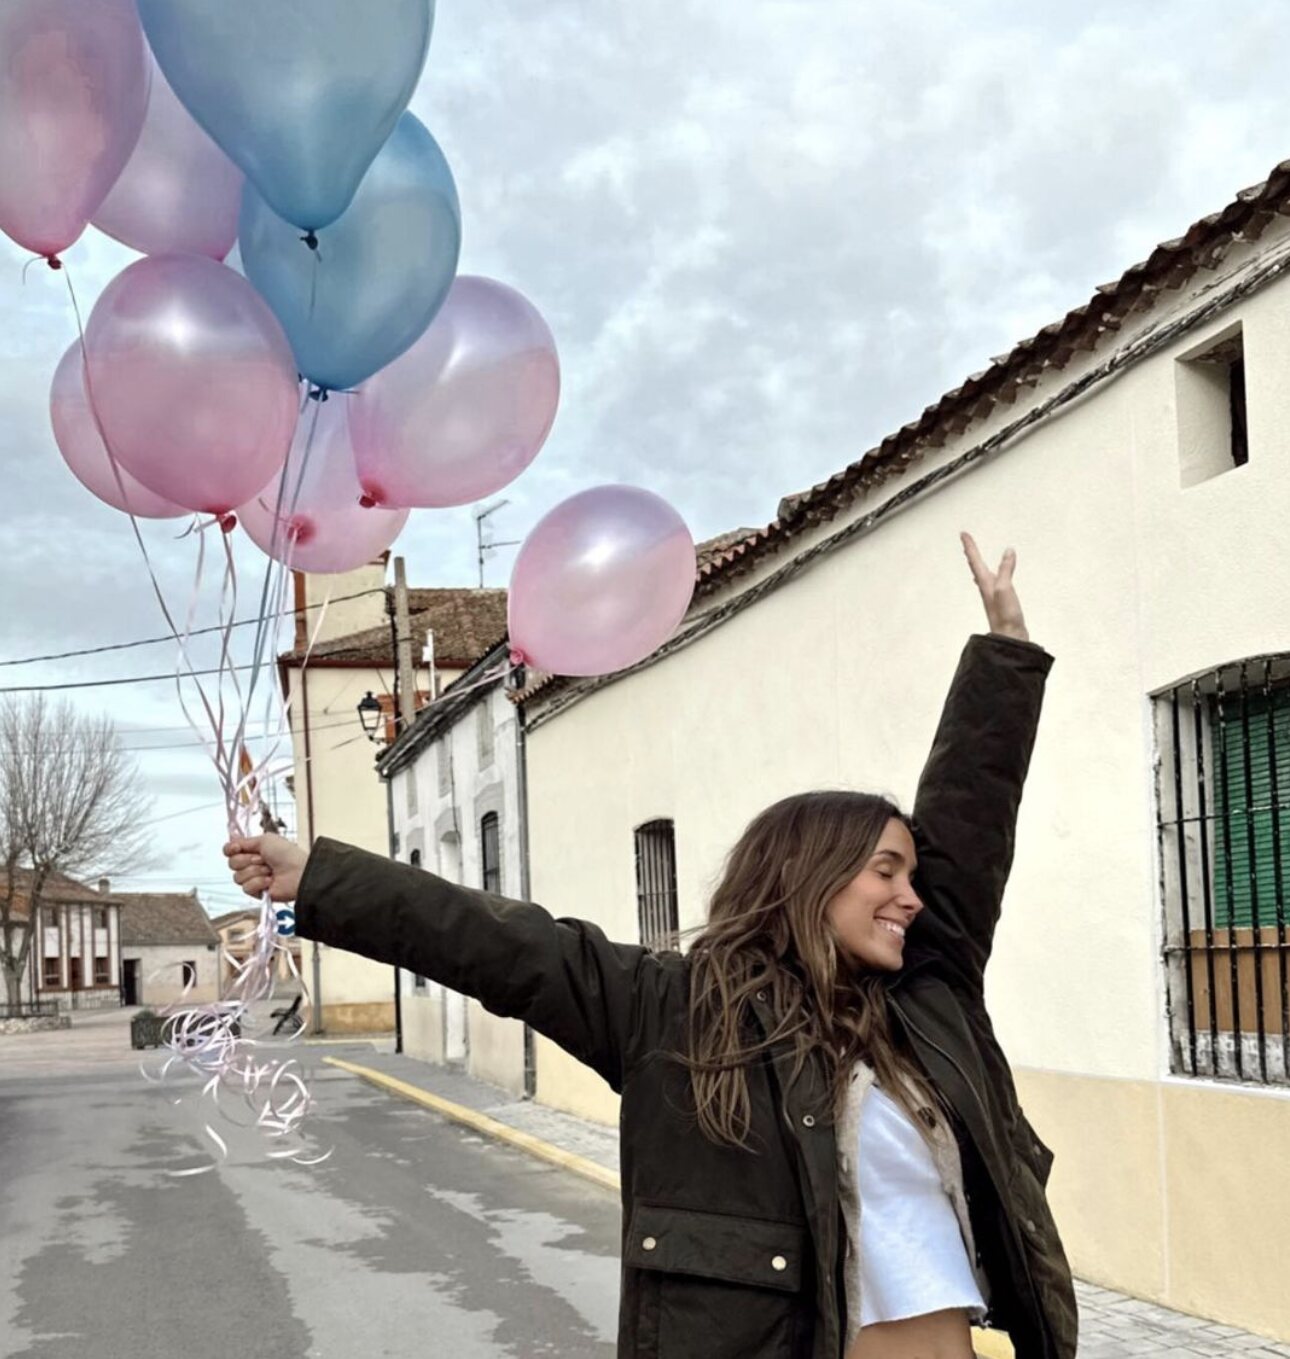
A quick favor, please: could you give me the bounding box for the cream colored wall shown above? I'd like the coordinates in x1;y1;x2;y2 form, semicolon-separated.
524;235;1290;1333
288;662;402;1019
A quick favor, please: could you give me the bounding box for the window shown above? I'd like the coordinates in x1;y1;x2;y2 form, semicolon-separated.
635;820;680;952
405;768;418;818
1176;325;1248;487
476;703;495;768
42;955;60;988
437;741;451;796
409;849;429;990
181;961;196;987
480;813;501;894
1156;656;1290;1086
96;907;108;930
94;956;110;985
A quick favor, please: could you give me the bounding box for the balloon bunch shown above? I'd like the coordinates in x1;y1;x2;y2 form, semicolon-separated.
2;0;700;1157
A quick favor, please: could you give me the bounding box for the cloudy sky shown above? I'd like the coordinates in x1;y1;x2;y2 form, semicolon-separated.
3;0;1289;911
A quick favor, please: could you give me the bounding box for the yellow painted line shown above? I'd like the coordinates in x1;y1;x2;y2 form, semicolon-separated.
325;1056;1017;1357
322;1055;621;1194
972;1329;1015;1359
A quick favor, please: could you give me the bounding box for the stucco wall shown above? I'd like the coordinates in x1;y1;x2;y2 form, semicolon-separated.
393;675;529;1095
122;943;220;1007
522;236;1290;1333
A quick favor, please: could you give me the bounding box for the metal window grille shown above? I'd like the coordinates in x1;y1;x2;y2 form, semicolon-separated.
1156;654;1290;1085
635;819;679;952
481;813;501;895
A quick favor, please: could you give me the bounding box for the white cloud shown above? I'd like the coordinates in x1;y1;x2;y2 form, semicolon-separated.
4;0;1290;892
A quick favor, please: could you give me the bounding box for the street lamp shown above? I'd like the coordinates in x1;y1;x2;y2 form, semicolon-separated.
356;691;383;743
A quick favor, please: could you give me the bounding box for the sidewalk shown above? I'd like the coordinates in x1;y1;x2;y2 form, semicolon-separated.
327;1047;1290;1359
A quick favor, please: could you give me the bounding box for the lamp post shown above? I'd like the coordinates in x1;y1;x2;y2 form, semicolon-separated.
356;690;382;743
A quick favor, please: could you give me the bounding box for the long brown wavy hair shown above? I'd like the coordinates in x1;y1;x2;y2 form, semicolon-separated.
683;790;940;1149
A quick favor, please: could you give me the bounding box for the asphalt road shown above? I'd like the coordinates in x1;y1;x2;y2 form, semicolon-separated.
0;1009;620;1359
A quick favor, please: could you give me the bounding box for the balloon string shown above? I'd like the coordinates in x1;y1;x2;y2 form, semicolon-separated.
56;264;328;1168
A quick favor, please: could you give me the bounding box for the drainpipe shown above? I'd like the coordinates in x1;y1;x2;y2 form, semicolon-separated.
301;662;323;1035
513;669;536;1099
386;771;403;1054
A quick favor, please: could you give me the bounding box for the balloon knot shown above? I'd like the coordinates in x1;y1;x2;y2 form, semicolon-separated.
301;231;319;251
307;385;328;402
358;492;377;509
509;648;527;668
218;512;237;534
46;255;62;271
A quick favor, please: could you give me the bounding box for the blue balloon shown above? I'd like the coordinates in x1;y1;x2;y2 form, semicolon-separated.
136;0;433;232
239;113;461;393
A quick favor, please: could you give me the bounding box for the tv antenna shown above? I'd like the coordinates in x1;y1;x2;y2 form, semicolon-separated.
474;499;521;588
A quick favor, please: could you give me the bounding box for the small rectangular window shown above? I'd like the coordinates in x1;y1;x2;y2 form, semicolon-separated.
42;955;60;988
94;956;110;985
405;768;418;818
635;820;680;951
481;812;501;895
181;961;196;987
477;704;495;768
1176;325;1247;487
437;741;451;796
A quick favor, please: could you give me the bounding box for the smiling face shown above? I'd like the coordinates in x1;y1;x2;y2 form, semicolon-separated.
825;817;924;972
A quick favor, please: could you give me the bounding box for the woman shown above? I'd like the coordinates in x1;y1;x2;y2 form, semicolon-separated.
225;533;1077;1359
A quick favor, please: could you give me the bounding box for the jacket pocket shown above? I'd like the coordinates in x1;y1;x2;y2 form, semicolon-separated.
1014;1113;1055;1186
625;1203;808;1358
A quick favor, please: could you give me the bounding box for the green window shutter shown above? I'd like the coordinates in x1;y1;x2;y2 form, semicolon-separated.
1211;687;1290;929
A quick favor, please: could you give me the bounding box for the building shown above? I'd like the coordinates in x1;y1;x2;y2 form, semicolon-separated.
515;161;1290;1343
382;638;530;1093
379;531;753;1093
115;888;220;1007
279;555;508;1032
5;868;123;1010
210;908;302;996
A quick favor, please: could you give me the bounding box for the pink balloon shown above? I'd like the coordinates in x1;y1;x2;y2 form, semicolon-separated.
92;55;243;260
84;254;299;516
238;396;409;574
49;342;188;520
0;0;148;258
349;276;559;509
508;486;697;678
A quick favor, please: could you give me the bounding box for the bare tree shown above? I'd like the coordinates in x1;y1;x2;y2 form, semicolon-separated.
0;696;154;1009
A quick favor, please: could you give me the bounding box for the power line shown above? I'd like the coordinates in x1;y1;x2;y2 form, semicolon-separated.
0;586;388;670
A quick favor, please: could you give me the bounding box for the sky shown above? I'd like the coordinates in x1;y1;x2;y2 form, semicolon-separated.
3;0;1290;913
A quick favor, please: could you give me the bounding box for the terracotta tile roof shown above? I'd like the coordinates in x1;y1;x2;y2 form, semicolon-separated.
3;867;121;920
115;891;220;947
209;908;258;930
516;159;1290;715
280;588;508;669
507;529;761;704
689;158;1290;598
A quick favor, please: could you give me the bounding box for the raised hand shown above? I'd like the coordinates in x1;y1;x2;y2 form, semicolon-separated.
960;531;1029;643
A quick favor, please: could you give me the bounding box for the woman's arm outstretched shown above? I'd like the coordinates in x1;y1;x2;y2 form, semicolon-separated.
224;834;660;1091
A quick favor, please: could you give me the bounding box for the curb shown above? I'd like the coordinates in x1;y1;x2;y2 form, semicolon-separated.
321;1055;620;1194
323;1055;1015;1358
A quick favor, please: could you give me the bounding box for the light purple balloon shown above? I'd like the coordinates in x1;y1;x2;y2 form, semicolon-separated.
83;254;299;516
92;55;243;260
508;486;697;678
348;276;559;509
0;0;148;257
237;396;409;574
49;342;188;520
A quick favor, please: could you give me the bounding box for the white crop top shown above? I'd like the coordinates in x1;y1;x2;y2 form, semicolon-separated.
856;1086;987;1327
